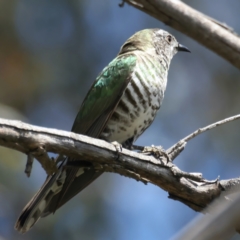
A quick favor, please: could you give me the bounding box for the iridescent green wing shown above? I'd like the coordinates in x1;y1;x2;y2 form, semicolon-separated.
72;54;137;137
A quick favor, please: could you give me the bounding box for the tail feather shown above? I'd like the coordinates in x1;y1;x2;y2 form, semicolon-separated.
15;163;102;233
15;170;63;233
42;167;102;216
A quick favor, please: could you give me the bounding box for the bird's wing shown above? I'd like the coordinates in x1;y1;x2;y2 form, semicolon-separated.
15;53;137;233
72;53;137;135
50;53;137;210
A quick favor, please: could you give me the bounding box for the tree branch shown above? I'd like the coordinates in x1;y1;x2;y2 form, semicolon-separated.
173;191;240;240
0;117;240;212
121;0;240;69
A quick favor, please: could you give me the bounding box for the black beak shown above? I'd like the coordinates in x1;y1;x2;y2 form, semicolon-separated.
177;44;191;53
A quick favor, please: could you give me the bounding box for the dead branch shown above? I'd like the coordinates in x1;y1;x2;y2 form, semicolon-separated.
0;117;240;212
182;114;240;142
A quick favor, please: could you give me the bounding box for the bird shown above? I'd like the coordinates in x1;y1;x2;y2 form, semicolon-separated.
15;28;190;233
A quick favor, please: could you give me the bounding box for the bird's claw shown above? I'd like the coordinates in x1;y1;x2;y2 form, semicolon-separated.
112;141;123;152
141;145;170;162
111;141;123;160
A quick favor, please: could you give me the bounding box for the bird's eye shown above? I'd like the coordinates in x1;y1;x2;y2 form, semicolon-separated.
166;35;172;43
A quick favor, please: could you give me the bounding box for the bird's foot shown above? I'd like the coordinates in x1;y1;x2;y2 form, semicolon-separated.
112;141;123;152
141;145;170;162
111;141;123;160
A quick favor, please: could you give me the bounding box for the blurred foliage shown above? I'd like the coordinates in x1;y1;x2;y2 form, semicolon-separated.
0;0;240;239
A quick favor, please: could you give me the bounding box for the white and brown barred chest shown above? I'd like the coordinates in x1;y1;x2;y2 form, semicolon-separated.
100;53;168;145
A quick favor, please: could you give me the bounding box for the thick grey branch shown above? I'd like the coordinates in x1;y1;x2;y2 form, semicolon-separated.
123;0;240;69
0;117;240;212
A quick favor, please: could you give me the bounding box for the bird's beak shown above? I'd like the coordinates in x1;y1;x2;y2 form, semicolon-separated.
177;44;191;53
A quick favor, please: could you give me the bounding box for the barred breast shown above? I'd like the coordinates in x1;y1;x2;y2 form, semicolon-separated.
101;52;168;145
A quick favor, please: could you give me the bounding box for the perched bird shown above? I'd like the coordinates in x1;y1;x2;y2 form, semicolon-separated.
15;28;190;233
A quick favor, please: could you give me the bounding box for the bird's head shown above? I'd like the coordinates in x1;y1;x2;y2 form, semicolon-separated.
152;29;190;59
119;29;190;61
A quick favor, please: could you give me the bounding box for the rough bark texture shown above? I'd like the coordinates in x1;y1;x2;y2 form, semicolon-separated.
1;118;240;213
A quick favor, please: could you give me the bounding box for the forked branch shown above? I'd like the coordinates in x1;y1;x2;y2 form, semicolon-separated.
0;115;240;212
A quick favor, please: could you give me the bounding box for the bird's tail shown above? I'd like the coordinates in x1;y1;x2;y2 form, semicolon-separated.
15;160;102;233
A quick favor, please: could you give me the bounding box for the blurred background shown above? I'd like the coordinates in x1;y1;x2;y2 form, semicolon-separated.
0;0;239;239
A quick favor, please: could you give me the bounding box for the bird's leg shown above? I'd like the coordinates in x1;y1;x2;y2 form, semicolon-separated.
111;141;123;152
132;144;170;162
111;141;123;161
131;144;144;151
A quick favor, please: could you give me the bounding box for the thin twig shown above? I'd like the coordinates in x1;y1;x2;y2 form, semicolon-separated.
182;114;240;143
